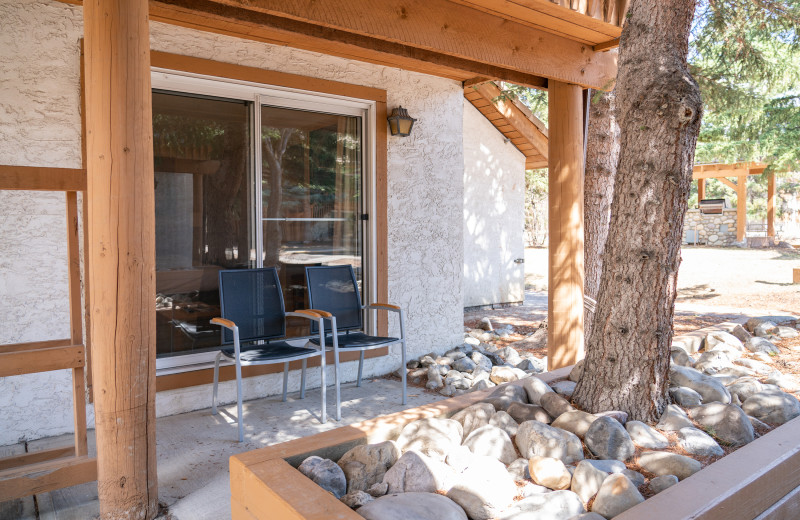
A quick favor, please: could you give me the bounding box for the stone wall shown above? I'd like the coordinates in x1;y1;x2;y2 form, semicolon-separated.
0;0;466;444
683;208;738;246
462;100;526;308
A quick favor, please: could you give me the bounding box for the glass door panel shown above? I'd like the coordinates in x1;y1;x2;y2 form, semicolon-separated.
153;91;252;357
261;106;363;334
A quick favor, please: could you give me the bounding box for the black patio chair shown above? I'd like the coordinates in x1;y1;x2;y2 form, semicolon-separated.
305;265;407;421
210;267;328;442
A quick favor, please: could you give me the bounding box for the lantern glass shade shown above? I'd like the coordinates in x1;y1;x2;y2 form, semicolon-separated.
387;106;417;136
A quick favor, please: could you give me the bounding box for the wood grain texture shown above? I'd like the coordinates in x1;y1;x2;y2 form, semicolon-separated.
547;80;585;370
83;0;158;517
0;165;86;191
0;456;97;503
0;346;85;377
737;175;747;242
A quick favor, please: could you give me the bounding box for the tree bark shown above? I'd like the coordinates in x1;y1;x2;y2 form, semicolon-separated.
583;89;618;342
572;0;703;422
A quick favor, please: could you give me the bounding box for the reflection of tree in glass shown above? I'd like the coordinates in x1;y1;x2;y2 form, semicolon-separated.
262;127;296;267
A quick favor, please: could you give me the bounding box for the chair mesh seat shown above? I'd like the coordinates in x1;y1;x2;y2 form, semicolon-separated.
220;343;317;364
309;332;398;349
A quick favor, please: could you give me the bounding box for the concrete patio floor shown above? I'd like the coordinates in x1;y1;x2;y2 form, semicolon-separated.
0;378;446;520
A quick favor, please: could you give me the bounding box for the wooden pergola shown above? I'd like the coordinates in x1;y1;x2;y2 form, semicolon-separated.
1;1;626;517
693;162;773;241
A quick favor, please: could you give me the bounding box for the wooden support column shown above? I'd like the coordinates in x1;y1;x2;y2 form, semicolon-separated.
767;172;776;237
737;175;747;242
547;81;585;370
697;178;705;202
84;0;158;518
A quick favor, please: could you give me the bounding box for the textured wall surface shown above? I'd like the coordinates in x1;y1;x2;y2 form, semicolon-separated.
462;101;525;307
684;208;738;246
0;0;465;440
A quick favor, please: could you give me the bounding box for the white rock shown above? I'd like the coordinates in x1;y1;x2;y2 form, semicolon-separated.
489;410;519;437
571;459;609;503
528;455;572;490
676;427;724;457
382;450;457;494
591;473;644;518
357;492;468;520
396;418;463;459
626;420;669;449
463;425;517;464
515;420;584;465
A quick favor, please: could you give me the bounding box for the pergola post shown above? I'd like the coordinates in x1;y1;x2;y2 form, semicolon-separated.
547;81;585;370
737;175;747;242
84;0;158;518
767;172;775;238
697;178;705;202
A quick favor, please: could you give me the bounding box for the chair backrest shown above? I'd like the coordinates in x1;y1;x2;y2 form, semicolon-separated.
218;268;286;344
305;265;362;333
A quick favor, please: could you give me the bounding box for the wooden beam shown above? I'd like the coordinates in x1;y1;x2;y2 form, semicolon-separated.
84;0;158;517
718;177;738;191
547;81;584;370
140;0;615;89
471;82;549;158
0;339;71;354
697;178;705;201
767;172;775;237
0;165;86;191
0;456;97;502
593;37;620;52
692;162;767;180
0;346;85;378
0;447;75;473
737;175;747;242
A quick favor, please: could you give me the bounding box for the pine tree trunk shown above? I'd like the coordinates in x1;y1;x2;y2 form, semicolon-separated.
584;89;618;342
572;0;703;422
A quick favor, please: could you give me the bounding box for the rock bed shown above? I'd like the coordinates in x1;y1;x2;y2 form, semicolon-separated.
297;315;800;520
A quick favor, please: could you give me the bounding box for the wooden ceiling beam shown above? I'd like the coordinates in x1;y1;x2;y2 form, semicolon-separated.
137;0;616;89
692;162;768;180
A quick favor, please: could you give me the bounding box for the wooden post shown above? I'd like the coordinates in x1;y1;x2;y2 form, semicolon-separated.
767;172;775;238
84;0;158;518
737;175;747;242
697;178;705;202
547;81;585;370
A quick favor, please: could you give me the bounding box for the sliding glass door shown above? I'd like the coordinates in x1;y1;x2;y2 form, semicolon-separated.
151;75;369;363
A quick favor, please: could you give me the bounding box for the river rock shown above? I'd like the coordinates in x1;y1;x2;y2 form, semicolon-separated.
776;326;799;338
687;402;755;445
625;420;669;449
670;386;703;408
731;324;752;343
453;357;478;373
745;316;798;332
491;366;524;384
540;392;575;418
471;351;494;373
622;469;645;487
357;492;468;520
744;336;780;355
552;380;577;398
528;455;572;490
516;420;584;464
754;320;778;337
507;457;531;481
704;331;745;352
451;402;496;438
676;427;724;456
426;365;444;390
569;359;584;382
727;378;764;402
507;402;552;424
743;390;800;425
693;351;733;376
669;364;731;403
596;410;628;425
490;410;519;437
734;358;777;376
396;418;463;459
592;473;645;518
298;456;347;498
670;346;694;367
341;490;374;509
484;384;529;411
656;404;694;431
463;425;517;464
338;441;400;493
570;514;606;520
366;481;388;497
584;416;635;461
499;490;585;520
637;451;702;480
446;459;517;520
571;459;609;503
649;474;679;494
516;358;545;373
522;377;554;405
551;410;598;438
382;450;456;494
497;346;523;366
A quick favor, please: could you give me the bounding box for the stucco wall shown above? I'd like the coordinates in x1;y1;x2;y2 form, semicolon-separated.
0;0;465;444
462;101;526;307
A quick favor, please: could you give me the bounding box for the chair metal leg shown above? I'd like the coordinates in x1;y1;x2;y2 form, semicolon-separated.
320;349;327;424
300;358;307;399
357;350;365;387
212;351;222;415
236;358;244;443
282;362;289;402
334;348;341;422
400;340;407;405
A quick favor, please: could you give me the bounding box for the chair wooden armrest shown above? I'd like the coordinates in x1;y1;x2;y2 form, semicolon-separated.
210;317;237;329
306;308;333;318
286;310;322;321
367;303;402;312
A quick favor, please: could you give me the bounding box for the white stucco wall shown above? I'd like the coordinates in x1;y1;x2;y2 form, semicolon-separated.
0;0;464;444
462;100;526;307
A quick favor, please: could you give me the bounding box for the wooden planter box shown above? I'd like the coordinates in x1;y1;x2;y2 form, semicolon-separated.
230;324;800;520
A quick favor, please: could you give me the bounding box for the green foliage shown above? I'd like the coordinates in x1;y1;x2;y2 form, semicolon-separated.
691;0;800;170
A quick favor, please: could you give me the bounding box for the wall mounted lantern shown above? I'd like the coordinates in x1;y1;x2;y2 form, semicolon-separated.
387;106;417;137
